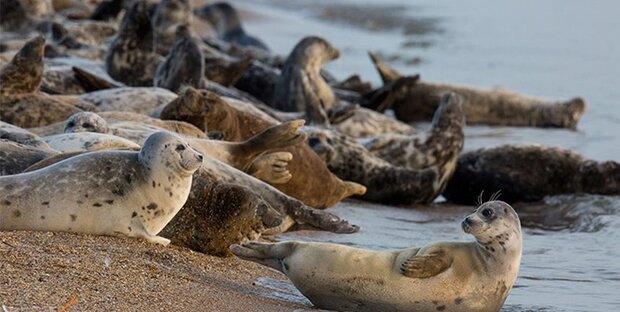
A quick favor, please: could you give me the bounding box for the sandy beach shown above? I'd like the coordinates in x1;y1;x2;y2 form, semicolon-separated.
0;231;307;311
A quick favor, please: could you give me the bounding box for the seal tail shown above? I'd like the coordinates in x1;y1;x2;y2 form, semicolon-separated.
230;241;295;272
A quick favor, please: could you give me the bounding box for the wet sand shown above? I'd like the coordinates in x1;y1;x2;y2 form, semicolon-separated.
0;231;305;311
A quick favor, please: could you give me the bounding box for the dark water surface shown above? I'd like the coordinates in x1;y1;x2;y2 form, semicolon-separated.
228;1;620;310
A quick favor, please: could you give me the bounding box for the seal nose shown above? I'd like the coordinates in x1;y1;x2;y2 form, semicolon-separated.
464;216;472;225
196;153;204;161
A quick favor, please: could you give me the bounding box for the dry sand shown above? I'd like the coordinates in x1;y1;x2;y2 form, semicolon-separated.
0;231;309;311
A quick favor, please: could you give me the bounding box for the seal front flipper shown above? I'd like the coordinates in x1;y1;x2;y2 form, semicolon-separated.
288;205;359;234
400;249;453;278
248;152;293;185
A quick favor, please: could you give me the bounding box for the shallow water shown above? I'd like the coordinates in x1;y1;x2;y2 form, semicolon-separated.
228;0;620;310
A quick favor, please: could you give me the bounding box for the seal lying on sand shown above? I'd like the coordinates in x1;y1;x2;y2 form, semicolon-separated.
105;0;163;86
159;88;366;208
443;144;620;204
0;36;84;128
194;2;269;52
232;200;522;312
0;131;203;246
41;132;140;152
368;52;586;129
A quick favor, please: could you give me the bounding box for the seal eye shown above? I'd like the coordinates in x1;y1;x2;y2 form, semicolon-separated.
83;122;93;129
175;144;186;152
66;121;75;128
482;208;494;218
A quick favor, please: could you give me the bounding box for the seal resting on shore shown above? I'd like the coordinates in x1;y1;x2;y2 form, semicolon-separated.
443;144;620;204
0;36;85;128
41;132;140;152
305;93;464;204
368;52;586;129
0;131;204;246
0;140;57;175
232;200;522;312
159;88;366;208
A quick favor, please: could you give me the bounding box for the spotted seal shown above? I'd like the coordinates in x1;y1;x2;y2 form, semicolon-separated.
41;132;141;152
232;200;523;312
154;25;204;92
0;131;204;245
369;52;586;129
105;0;163;86
443;144;620;204
159;88;367;209
194;2;269;52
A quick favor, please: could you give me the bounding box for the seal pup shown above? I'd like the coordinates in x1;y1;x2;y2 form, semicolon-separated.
194;2;269;52
272;36;340;124
154;25;204;92
0;36;84;128
151;0;193;55
444;144;620;204
232;200;523;312
159;88;367;209
369;52;586;129
0;131;203;246
160;181;282;257
105;0;163;86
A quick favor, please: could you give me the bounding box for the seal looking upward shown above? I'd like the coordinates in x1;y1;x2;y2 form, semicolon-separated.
272;36;340;124
232;200;522;312
104;0;163;86
0;131;203;246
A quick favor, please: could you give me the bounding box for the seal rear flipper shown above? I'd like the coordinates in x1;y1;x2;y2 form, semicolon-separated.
230;241;296;272
400;249;453;278
360;75;419;113
368;51;402;84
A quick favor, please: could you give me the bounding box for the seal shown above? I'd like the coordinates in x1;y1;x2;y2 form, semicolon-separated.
0;0;33;32
76;87;178;115
160;181;283;257
369;52;586;129
304;93;464;204
104;0;163;86
159;87;367;209
232;200;523;312
0;140;57;176
0;36;85;128
151;0;193;55
194;2;270;52
272;36;340;124
202;43;252;87
443;144;620;204
41;132;141;152
0;131;204;246
363;93;465;173
61;111;299;185
154;25;204;92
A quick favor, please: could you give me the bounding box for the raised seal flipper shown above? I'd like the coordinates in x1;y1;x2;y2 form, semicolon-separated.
368;51;402;84
400;249;452;278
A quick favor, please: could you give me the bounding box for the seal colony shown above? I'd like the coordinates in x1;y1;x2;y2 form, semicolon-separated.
0;0;609;310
